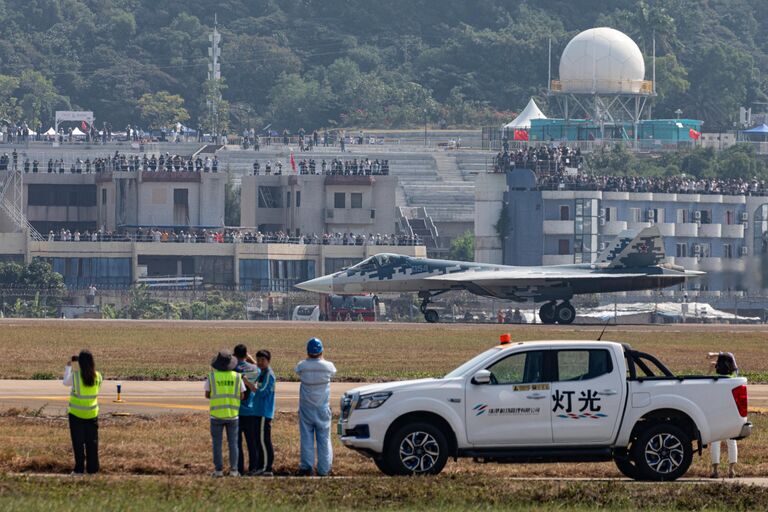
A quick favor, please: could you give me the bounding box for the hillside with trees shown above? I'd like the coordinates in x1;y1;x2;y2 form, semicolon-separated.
0;0;765;132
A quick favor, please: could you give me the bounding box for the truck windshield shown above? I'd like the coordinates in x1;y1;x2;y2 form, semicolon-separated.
443;348;502;379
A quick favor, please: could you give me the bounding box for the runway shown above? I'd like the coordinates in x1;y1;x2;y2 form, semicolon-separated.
1;380;766;416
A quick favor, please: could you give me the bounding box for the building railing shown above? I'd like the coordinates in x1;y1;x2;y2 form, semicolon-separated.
43;232;425;246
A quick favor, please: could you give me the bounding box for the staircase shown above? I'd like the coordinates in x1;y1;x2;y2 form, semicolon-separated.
0;169;44;241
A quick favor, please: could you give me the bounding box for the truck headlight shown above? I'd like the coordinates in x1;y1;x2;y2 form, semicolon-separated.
355;391;392;409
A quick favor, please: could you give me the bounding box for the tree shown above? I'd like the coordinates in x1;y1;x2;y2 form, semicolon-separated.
225;180;241;226
18;69;68;127
200;79;230;137
138;91;190;130
449;231;475;262
0;75;21;122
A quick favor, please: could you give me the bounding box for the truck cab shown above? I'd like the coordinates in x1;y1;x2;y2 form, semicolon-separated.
338;339;751;481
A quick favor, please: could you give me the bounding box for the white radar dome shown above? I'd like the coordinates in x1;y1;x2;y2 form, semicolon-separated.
558;27;646;94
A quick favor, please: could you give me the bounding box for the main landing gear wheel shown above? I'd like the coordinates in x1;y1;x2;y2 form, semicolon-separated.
419;290;447;323
538;301;576;324
538;302;557;324
555;301;576;325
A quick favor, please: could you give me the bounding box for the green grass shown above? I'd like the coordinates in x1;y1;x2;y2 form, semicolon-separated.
1;475;767;511
1;320;767;382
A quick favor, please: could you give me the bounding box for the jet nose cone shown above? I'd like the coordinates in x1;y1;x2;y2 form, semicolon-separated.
295;275;334;293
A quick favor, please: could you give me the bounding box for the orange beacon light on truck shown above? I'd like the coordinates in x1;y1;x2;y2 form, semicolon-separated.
499;333;512;345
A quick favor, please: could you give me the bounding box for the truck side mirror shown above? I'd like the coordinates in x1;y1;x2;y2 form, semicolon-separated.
472;369;492;385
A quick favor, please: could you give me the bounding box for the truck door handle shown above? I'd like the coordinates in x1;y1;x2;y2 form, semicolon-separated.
597;389;617;396
526;394;546;400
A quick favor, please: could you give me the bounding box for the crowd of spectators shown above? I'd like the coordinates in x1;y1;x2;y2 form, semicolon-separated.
47;228;422;246
17;151;220;174
492;144;583;174
538;173;768;196
252;157;390;176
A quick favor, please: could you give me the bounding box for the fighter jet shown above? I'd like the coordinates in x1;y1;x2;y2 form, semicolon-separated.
296;226;704;324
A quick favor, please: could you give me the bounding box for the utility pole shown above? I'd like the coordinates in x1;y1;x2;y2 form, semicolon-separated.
208;14;222;143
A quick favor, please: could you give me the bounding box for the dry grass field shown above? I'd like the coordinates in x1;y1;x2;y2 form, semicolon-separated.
1;409;766;478
1;319;767;382
0;410;766;511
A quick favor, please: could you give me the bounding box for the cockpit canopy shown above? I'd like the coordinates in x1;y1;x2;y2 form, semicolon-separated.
347;253;408;274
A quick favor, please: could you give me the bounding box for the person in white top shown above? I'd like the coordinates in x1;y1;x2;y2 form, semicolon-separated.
294;337;336;476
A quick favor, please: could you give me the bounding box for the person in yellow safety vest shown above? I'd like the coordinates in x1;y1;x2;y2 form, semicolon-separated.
63;350;102;475
205;349;247;477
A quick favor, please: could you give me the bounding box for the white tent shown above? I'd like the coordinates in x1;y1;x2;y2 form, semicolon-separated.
503;98;547;129
44;127;56;136
71;127;86;137
26;128;37;136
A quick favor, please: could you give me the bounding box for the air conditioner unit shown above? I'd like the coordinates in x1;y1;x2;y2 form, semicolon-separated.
598;208;606;218
741;246;749;256
599;217;606;226
325;208;334;219
599;242;608;251
646;208;655;221
740;211;749;222
743;221;749;230
693;210;702;220
693;244;701;256
370;209;376;219
696;219;701;227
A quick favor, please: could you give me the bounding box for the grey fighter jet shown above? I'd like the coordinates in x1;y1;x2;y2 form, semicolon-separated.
296;226;703;324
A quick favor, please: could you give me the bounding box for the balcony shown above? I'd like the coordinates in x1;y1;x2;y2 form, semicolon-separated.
601;220;627;236
542;255;574;265
722;224;745;239
698;223;722;238
676;223;699;237
657;223;676;237
543;220;574;235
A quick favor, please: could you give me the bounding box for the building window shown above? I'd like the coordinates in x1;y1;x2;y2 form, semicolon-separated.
334;192;346;209
296;191;301;208
629;208;641;222
101;189;106;205
351;193;363;209
286;191;291;207
28;184;97;207
676;209;688;224
723;243;733;259
559;205;570;221
257;186;282;208
700;210;712;224
676;243;687;258
558;239;570;255
726;210;734;225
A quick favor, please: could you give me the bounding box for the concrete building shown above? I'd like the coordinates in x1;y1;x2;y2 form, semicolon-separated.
21;170;225;234
475;169;768;292
241;174;398;236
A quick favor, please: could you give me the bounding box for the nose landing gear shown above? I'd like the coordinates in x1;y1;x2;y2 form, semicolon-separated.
419;290;447;323
538;301;576;325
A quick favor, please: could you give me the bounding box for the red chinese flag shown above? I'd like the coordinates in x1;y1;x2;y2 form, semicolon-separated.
81;121;87;130
689;128;700;140
513;129;529;141
290;152;297;173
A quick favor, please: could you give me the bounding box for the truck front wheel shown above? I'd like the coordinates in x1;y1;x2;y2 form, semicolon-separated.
632;423;693;481
383;422;449;476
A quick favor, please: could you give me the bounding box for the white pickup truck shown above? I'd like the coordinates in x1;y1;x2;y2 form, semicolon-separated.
338;340;751;481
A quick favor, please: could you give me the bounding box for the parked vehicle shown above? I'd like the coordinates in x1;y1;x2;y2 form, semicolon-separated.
338;339;751;481
292;305;320;321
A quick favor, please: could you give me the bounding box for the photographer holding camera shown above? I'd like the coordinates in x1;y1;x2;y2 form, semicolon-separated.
63;350;102;475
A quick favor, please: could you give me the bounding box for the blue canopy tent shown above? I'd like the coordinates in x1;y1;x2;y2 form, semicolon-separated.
742;124;768;142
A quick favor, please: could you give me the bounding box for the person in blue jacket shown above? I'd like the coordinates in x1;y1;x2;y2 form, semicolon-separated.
233;344;260;476
295;338;337;476
251;349;276;476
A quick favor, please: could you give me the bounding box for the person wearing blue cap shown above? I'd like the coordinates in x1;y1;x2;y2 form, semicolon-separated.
294;337;337;476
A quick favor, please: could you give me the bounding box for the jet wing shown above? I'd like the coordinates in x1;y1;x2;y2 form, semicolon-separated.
424;269;649;285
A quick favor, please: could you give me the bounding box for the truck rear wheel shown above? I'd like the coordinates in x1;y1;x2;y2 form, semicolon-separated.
384;422;449;476
614;456;644;480
631;423;693;481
